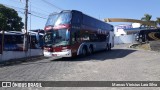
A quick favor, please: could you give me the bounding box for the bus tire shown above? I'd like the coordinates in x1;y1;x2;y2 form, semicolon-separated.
82;47;87;56
106;44;109;51
139;38;142;43
109;44;112;51
139;39;143;44
89;46;94;54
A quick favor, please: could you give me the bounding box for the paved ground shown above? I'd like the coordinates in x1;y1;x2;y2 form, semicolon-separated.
0;44;160;90
150;41;160;52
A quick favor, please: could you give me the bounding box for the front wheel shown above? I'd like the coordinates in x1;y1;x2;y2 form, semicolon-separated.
106;44;109;51
82;47;87;56
108;44;112;51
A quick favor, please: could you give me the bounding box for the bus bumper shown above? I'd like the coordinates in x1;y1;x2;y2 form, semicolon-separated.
44;50;72;57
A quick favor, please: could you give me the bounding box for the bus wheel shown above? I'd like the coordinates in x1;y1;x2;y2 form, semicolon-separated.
139;38;142;43
89;46;94;54
106;44;109;51
109;44;111;51
82;47;87;56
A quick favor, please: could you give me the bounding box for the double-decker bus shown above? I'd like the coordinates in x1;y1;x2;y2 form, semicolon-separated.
43;10;114;57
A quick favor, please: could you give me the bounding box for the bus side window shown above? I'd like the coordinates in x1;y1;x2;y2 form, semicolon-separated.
12;36;16;44
90;34;98;42
71;31;81;44
5;35;11;44
97;34;106;42
75;31;81;43
74;32;77;42
81;33;90;41
71;32;76;44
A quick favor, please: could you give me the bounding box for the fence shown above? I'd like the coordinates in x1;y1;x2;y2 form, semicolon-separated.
0;49;43;62
114;34;136;44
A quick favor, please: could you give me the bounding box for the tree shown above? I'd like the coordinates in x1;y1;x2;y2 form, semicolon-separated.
0;13;6;54
142;14;152;21
141;14;152;28
0;13;6;30
156;17;160;25
0;4;24;31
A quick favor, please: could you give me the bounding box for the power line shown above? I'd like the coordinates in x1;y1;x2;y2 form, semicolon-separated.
30;2;51;14
17;11;47;19
2;3;25;10
41;0;63;11
2;4;48;18
8;0;50;15
2;2;49;20
30;13;47;19
8;0;25;5
2;2;49;16
30;10;48;17
17;10;25;14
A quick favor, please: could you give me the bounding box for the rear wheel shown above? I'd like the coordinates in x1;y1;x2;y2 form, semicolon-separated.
106;44;109;51
109;44;111;51
139;38;143;43
89;46;94;54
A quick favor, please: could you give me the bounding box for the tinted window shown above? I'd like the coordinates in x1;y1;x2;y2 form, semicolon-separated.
46;14;59;26
55;12;72;26
97;34;106;42
46;12;72;26
72;12;82;24
4;35;24;44
89;34;98;42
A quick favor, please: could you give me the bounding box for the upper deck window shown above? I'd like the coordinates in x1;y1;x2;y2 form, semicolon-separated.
46;12;72;26
46;14;59;26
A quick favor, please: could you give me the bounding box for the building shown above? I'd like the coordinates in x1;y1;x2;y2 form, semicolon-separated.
114;23;142;44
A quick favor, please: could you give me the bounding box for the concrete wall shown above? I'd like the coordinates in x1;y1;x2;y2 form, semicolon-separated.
0;49;43;62
114;34;136;44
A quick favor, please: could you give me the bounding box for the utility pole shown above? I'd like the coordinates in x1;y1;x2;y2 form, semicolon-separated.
0;30;4;55
23;0;29;52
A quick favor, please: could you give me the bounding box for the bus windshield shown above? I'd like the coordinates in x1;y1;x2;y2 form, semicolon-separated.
44;29;70;47
46;12;72;26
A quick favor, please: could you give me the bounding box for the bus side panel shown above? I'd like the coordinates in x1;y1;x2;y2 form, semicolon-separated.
109;31;114;48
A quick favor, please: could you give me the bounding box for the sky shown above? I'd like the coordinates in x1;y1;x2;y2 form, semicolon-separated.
0;0;160;30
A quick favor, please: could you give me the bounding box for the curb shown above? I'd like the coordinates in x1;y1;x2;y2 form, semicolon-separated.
0;55;49;66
